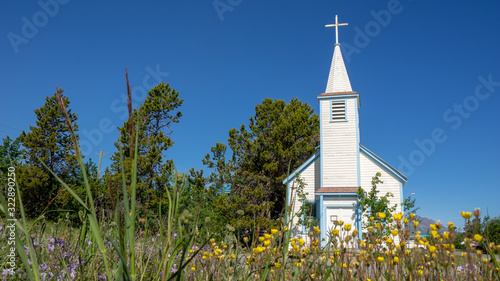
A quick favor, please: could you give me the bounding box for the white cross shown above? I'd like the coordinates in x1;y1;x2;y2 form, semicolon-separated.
325;15;348;44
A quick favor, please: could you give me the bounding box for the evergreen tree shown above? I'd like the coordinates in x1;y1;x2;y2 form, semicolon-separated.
204;97;319;228
21;91;79;175
110;82;183;210
19;90;80;219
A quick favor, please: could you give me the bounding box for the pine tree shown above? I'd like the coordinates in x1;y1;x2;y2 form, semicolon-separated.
19;90;80;218
110;82;183;210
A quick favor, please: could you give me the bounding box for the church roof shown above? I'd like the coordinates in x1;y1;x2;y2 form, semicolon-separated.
325;44;352;93
318;91;358;97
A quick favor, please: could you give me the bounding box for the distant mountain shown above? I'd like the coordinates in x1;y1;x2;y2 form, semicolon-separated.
412;215;438;235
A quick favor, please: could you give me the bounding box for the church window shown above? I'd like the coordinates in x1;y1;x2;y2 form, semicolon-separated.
330;100;346;121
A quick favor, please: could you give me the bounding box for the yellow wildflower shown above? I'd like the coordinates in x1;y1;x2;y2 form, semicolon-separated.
344;224;352;231
410;213;415;219
428;245;437;254
393;213;403;221
377;256;385;263
313;226;321;235
474;234;483;242
378;212;386;219
393;256;399;263
332;229;339;236
271;229;278;235
461;211;472;219
413;221;419;228
391;230;398;236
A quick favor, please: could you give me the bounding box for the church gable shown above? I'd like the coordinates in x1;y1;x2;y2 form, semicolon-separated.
359;144;407;185
359;146;405;212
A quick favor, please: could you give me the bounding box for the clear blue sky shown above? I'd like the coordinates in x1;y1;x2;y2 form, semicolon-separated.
1;1;499;228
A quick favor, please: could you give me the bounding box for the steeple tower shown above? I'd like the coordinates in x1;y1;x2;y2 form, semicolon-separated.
319;15;360;188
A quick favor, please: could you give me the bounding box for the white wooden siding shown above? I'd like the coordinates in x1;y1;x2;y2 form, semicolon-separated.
323;196;357;205
321;97;358;187
289;157;320;239
359;152;402;215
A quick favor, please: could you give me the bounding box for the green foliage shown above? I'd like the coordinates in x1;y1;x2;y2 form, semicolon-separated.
18;91;83;220
110;82;183;211
21;91;79;174
356;172;397;227
0;135;22;210
203;97;319;230
402;195;419;215
0;135;22;174
483;216;500;246
456;215;500;252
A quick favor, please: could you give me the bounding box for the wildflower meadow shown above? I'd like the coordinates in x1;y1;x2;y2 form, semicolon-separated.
1;79;499;281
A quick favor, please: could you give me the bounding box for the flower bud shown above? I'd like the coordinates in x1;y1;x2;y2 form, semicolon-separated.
473;208;481;218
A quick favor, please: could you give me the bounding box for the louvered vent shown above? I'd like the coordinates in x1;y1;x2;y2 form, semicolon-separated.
331;100;346;120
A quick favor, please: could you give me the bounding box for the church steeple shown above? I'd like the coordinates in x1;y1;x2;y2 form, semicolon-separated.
325;15;352;93
318;15;360;189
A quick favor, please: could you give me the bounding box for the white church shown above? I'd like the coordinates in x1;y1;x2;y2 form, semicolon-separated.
283;16;407;246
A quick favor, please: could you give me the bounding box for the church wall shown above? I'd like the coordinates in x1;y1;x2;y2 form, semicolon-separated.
320;97;358;187
359;152;403;216
322;196;357;205
289;157;320;240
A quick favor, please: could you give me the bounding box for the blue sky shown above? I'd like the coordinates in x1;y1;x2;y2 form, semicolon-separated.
1;1;499;227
